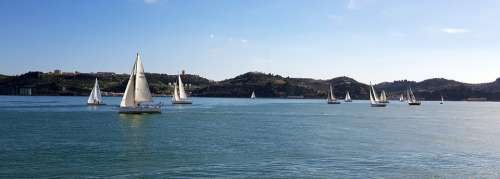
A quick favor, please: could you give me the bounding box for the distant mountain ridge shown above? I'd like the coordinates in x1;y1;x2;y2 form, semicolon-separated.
1;71;499;101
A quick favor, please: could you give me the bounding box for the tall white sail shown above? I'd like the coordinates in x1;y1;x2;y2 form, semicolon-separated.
173;83;180;101
371;84;380;102
120;61;137;107
409;88;416;102
251;91;256;99
88;78;103;104
369;87;375;104
330;84;336;100
134;53;153;103
399;94;404;101
178;75;187;99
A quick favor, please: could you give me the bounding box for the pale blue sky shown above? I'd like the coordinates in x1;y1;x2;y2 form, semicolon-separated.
1;0;500;83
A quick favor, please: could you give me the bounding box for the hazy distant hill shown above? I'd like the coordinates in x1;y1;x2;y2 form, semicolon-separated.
2;71;500;101
0;72;210;96
192;72;369;98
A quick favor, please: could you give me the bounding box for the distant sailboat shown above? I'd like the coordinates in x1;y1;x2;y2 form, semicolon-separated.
250;91;256;99
87;78;104;105
399;93;404;102
379;90;389;103
370;83;386;107
327;84;340;104
118;52;161;114
407;87;421;106
344;91;352;102
440;95;444;104
172;74;192;104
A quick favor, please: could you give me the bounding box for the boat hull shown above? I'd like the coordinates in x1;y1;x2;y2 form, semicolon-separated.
118;107;161;114
87;103;105;105
371;103;386;107
327;100;341;104
408;102;421;105
172;100;193;105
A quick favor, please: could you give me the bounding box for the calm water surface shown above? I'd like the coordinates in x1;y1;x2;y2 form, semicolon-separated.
1;96;500;178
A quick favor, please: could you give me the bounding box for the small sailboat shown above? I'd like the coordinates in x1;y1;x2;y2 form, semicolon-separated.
370;83;386;107
250;91;256;99
327;84;340;104
399;93;404;102
119;52;161;114
440;95;444;104
379;90;389;103
87;78;104;105
172;74;192;104
344;91;352;102
407;87;421;106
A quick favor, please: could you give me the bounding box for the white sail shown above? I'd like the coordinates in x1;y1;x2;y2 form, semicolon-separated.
441;95;444;103
329;84;336;100
345;91;351;101
409;88;416;102
88;78;103;104
399;94;404;101
172;83;180;101
134;53;153;103
178;75;187;99
371;84;380;102
251;91;256;99
369;86;375;104
120;60;137;107
380;90;387;102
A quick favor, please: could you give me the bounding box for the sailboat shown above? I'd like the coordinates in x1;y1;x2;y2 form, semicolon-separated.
440;95;444;104
379;90;389;103
327;84;340;104
344;91;352;102
87;78;104;105
172;74;192;104
407;87;421;106
399;93;404;102
250;91;256;99
118;52;161;114
369;83;386;107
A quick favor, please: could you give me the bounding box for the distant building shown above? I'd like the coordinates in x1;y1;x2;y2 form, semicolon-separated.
96;72;115;77
54;69;62;74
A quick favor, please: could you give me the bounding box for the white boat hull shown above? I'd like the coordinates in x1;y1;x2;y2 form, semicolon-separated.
118;106;161;114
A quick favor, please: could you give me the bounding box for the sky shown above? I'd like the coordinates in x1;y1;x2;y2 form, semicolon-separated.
1;0;500;83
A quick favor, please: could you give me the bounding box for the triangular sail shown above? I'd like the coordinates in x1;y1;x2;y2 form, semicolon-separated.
371;84;380;102
134;53;153;103
120;60;137;107
329;84;336;101
380;90;387;102
251;91;256;99
88;78;103;104
172;83;180;101
178;75;187;99
345;91;351;101
369;86;375;104
409;88;416;102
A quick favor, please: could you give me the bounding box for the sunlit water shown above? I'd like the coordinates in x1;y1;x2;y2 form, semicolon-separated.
1;96;500;178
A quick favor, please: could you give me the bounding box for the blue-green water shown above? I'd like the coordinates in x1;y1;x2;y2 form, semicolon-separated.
1;96;500;178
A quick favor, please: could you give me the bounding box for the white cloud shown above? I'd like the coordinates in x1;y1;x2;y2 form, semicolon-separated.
144;0;160;4
441;28;469;34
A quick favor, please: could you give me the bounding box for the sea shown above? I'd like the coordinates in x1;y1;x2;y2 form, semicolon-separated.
1;96;500;178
